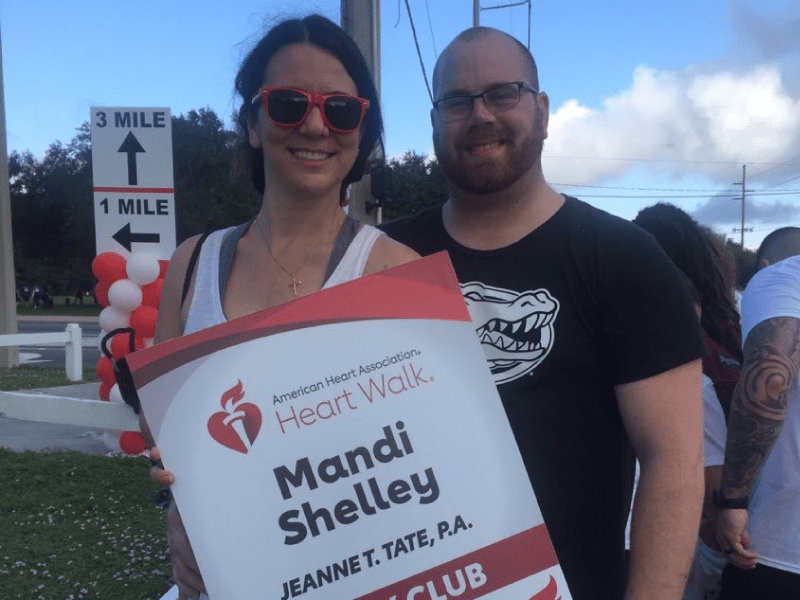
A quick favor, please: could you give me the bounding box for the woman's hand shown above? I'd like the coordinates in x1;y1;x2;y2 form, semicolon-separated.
149;446;175;486
167;501;207;600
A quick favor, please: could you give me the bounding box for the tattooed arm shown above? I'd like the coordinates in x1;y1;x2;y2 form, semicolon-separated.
716;316;800;568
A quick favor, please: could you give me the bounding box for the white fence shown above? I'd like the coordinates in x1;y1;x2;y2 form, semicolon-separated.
0;323;84;381
0;322;140;430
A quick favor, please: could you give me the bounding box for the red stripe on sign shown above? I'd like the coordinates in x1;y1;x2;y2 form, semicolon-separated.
93;186;174;193
353;525;559;600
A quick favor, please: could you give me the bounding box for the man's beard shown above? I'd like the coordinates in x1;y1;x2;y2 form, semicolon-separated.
434;118;543;195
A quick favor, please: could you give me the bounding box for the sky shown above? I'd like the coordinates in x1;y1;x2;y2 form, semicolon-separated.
2;0;800;249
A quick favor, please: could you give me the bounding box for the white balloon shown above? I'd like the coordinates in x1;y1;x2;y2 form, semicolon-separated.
98;306;130;332
108;279;143;312
126;253;160;286
109;383;123;403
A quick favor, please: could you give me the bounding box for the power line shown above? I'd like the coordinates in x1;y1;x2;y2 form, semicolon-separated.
558;191;800;199
402;0;434;104
423;0;437;56
544;154;800;167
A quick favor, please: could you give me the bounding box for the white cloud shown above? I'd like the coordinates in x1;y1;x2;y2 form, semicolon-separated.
543;64;800;186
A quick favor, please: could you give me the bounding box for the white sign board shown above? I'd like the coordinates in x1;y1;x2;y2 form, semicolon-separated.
129;255;573;600
90;107;176;259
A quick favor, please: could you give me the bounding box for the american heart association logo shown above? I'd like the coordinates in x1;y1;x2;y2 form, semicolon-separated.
530;575;559;600
207;380;262;454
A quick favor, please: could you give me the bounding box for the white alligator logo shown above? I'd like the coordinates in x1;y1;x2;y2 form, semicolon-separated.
462;282;560;384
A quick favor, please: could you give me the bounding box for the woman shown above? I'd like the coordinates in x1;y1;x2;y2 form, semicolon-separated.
633;203;742;417
156;15;417;343
148;15;419;599
633;204;741;600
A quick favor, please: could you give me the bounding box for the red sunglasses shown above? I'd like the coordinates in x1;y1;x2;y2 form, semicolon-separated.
252;87;370;134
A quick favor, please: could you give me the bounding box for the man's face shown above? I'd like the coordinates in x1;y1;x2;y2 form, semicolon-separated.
432;33;548;195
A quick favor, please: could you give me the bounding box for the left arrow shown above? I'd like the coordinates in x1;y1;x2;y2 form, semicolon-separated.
117;131;146;185
112;223;160;252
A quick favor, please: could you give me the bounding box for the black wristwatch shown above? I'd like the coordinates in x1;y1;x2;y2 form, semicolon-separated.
713;489;749;510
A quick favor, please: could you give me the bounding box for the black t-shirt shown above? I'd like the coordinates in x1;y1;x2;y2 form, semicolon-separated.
381;196;704;600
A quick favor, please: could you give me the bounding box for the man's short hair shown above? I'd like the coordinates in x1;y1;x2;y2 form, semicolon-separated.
756;227;800;267
432;27;539;99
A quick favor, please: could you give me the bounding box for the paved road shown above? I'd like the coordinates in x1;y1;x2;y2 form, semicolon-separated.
16;317;102;370
0;382;112;454
3;319;112;455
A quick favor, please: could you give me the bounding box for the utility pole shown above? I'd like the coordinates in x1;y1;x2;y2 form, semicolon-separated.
475;0;533;48
342;0;381;225
740;164;746;247
0;27;20;368
732;165;751;247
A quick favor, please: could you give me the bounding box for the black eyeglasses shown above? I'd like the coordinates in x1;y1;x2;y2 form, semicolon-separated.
433;82;538;122
251;87;370;133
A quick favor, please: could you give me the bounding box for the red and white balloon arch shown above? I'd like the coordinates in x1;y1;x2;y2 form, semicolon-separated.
91;250;169;456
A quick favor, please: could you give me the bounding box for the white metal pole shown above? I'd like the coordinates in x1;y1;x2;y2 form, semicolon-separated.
0;26;19;368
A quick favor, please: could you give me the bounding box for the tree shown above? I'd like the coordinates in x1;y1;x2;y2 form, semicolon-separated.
9;125;94;295
170;108;258;242
382;151;448;221
724;240;757;290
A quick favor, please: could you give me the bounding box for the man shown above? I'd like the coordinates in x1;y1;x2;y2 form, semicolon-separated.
715;227;800;598
382;28;704;600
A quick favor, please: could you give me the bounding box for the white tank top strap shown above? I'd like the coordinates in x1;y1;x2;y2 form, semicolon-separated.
184;227;233;334
323;224;384;288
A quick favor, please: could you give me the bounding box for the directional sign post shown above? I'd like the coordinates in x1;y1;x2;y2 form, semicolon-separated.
90;107;176;259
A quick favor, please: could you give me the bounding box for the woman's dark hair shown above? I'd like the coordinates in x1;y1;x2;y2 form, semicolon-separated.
633;202;742;355
234;14;383;205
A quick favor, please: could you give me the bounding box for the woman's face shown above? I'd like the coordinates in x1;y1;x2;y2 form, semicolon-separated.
248;43;361;200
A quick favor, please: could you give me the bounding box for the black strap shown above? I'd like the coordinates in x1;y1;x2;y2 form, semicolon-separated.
182;215;359;310
218;220;253;300
323;215;360;283
180;229;214;308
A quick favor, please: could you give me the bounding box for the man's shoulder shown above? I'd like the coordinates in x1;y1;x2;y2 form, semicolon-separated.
379;204;446;253
559;196;666;256
565;196;649;236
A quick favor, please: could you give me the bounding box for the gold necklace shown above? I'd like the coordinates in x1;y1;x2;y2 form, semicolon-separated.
255;216;342;297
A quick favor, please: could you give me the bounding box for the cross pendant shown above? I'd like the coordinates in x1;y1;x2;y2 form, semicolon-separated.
289;277;301;297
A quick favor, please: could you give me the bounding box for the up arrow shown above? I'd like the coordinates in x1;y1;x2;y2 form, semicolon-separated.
118;131;146;185
113;223;160;252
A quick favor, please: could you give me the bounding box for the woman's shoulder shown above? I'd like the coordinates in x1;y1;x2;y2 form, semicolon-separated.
362;227;421;275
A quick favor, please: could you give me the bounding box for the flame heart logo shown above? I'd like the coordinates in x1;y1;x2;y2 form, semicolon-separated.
529;575;559;600
207;380;262;454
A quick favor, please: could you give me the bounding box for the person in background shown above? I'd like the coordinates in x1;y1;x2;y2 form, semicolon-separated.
633;203;742;417
381;27;705;600
716;226;800;599
676;271;729;600
146;14;418;600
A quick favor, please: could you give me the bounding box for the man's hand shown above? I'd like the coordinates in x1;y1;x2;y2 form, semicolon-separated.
716;508;758;570
167;501;206;600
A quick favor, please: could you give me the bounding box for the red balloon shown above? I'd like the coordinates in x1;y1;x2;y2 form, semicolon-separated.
119;431;147;455
158;260;170;278
95;356;116;385
94;281;111;307
110;332;135;361
99;381;112;401
141;278;163;308
130;306;158;339
135;334;147;350
92;252;128;284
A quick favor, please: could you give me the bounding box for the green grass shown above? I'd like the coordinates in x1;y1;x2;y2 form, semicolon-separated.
15;297;102;318
0;449;172;600
0;366;99;392
0;368;172;599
